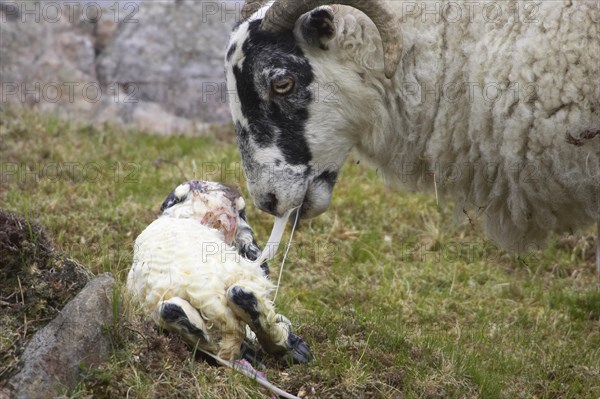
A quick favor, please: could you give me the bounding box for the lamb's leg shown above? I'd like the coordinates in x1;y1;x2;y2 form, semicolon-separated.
234;209;270;275
153;297;217;353
154;296;248;361
226;285;313;364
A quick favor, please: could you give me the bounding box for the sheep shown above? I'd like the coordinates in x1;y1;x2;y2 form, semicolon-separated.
225;0;600;269
127;180;313;364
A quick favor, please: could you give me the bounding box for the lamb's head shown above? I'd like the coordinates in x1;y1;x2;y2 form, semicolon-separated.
161;180;245;244
225;0;401;218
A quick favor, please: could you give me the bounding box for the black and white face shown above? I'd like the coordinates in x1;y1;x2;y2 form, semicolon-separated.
225;7;355;218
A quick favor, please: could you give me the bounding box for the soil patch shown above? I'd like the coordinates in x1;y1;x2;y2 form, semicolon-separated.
0;209;91;383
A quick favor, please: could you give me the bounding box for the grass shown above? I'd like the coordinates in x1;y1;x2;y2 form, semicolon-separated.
1;108;599;398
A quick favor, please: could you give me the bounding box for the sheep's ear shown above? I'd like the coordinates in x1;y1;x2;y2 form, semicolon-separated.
297;6;336;50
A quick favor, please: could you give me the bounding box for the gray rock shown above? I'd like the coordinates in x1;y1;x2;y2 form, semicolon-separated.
0;0;243;134
96;0;241;125
0;1;106;118
8;273;116;399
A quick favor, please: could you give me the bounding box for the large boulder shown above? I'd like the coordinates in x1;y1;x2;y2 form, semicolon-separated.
0;0;243;134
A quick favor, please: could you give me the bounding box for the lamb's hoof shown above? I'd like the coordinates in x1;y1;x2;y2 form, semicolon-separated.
284;333;314;365
240;341;265;369
238;242;270;275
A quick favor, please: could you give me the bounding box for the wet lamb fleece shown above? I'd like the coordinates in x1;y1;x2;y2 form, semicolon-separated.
127;180;313;364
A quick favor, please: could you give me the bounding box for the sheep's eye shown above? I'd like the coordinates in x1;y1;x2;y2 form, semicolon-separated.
272;77;295;95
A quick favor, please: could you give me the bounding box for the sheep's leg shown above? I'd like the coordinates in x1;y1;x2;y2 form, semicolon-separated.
226;285;313;364
153;297;217;353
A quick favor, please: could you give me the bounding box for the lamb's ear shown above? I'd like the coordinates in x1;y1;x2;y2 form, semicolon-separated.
296;6;336;50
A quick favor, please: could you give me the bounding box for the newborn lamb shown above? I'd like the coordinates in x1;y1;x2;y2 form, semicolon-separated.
127;180;313;365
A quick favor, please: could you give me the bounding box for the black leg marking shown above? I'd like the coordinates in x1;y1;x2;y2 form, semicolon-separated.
239;208;248;223
229;286;260;322
235;210;270;275
240;238;270;275
237;234;260;261
260;260;269;276
161;302;206;338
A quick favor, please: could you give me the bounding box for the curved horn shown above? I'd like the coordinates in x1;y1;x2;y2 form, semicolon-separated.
241;0;269;19
260;0;401;79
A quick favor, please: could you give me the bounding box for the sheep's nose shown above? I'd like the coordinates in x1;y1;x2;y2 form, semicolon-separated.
256;192;278;215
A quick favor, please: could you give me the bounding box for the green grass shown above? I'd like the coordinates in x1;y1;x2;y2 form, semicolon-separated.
1;108;599;398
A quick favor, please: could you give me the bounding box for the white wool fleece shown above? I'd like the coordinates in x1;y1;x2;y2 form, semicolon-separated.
323;1;599;250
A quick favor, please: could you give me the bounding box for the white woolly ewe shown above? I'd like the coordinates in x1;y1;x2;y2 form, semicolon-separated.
333;2;600;251
226;0;599;255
